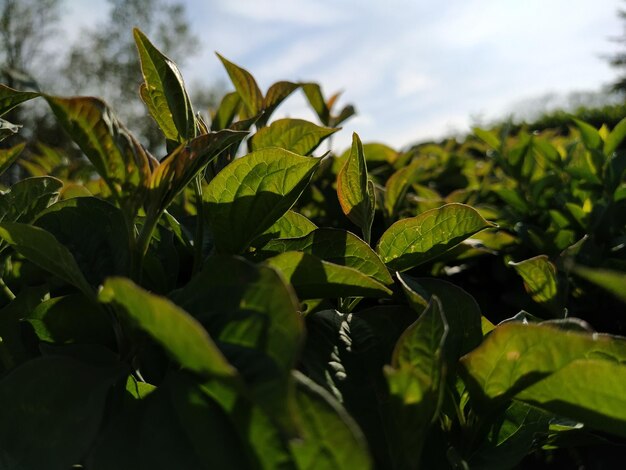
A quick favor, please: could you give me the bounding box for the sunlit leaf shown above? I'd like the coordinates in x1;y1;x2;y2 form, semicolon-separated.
0;176;62;225
134;28;196;142
204;148;319;254
290;371;373;469
337;133;375;241
250;118;338;155
148;130;247;213
99;277;237;381
0;142;25;176
604;117;626;156
460;321;626;399
385;159;421;218
170;256;303;435
260;228;393;285
45;96;155;216
384;297;448;468
0;222;93;298
573;118;602;151
265;251;392;299
0;84;39;116
301;82;330;125
252;210;317;248
210;92;241;131
509;255;561;312
217;54;264;117
573;265;626;304
376;203;495;272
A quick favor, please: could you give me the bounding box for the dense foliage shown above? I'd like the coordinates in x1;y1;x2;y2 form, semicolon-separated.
1;29;626;469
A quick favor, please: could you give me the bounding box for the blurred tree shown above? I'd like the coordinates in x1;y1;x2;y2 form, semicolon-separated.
610;5;626;93
0;0;61;89
63;0;219;154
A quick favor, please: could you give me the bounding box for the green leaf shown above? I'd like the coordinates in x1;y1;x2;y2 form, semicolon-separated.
0;176;62;225
0;286;48;371
0;142;25;176
397;275;483;365
301;82;330;125
509;255;560;312
337;133;375;241
261;81;300;124
45;96;155;216
134;28;196;142
290;371;373;470
23;294;113;345
217;54;264;117
460;322;626;419
468;401;551;470
384;159;421;218
148;130;248;213
0;355;124;470
376;203;495;272
573;265;626;304
0;222;93;298
34;197;131;286
90;373;251;470
0;84;39;116
515;359;626;438
265;251;392;299
204;148;320;254
573;118;602;151
169;256;303;435
250;118;338;155
604;117;626;156
259;228;393;285
473;127;501;149
210;92;241;131
99;277;237;381
252;210;317;248
384;297;448;468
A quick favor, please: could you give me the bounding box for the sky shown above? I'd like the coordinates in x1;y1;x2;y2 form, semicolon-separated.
65;0;624;151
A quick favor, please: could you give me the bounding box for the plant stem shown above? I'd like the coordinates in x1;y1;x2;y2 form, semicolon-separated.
192;175;204;275
0;277;15;301
133;210;161;283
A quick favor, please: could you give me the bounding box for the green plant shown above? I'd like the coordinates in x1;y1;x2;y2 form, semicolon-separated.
0;28;625;469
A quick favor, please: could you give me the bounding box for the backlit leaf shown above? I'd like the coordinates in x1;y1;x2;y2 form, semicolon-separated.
169;256;303;434
217;54;264;117
134;28;196;142
376;203;495;272
260;228;393;285
573;265;626;304
509;255;560;311
384;297;448;468
604;116;626;156
45;96;155;216
290;371;373;470
252;210;317;248
0;142;25;176
251;118;338;155
0;222;93;298
99;277;237;381
0;84;39;116
337;133;375;241
461;322;626;438
265;251;392;299
204;148;320;254
148;130;247;213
